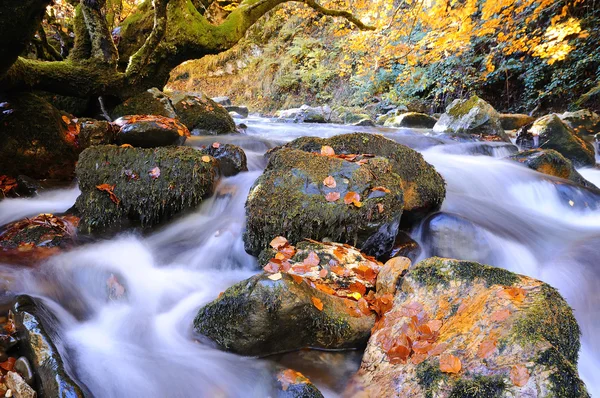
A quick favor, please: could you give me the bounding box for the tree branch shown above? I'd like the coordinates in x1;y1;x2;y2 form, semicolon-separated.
302;0;375;31
80;0;119;64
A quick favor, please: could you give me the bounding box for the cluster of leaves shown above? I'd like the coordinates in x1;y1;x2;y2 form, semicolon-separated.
0;176;18;198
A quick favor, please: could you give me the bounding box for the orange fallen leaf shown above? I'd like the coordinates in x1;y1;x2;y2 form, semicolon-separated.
491;309;511;322
212;142;220;149
349;281;367;296
315;283;335;295
372;186;391;193
323;176;337;188
321;145;335;156
477;338;497;359
303;251;320;267
270;236;288;249
510;364;530;387
344;191;362;207
498;287;527;302
291;274;304;284
319;268;328;278
96;184;120;205
277;369;308;392
61;115;71;124
440;354;461;374
263;262;279;273
120;144;133;148
377;203;384;213
325;192;340;202
311;296;324;311
201;155;211;163
388;344;411;364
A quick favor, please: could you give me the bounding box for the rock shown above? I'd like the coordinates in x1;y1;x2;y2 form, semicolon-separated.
211;96;232;106
14;176;41;198
194;241;377;356
277;105;331;123
499;114;535;130
5;372;35;398
433;96;510;142
37;92;90;116
273;368;323;398
11;295;89;397
225;105;249;118
331;107;372;125
113;115;190;148
346;258;589;397
386;232;421;262
244;148;405;258
111;87;177;119
560;109;600;137
170;92;237;135
0;93;80;180
530;114;595;167
421;212;492;264
78;118;116;149
199;143;248;177
376;257;411;295
508;149;598;190
353;118;376;127
384;113;437;129
75;145;216;233
376;109;405;126
268;133;446;223
14;357;33;386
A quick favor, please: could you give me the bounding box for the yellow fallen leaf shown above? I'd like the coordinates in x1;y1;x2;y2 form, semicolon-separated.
268;272;282;281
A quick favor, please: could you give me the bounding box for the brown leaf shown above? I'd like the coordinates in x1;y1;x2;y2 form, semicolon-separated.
477;338;497;359
440;354;462;374
263;262;280;273
96;184;120;205
291;274;304;284
270;236;289;249
319;268;328;278
344;191;362;207
349;281;367;296
388;344;411;364
212;142;221;149
320;145;335;156
510;364;530;387
325;191;341;202
303;251;320;267
148;167;161;179
377;203;384;213
372;186;391;193
358;298;372;315
292;263;312;274
323;176;337;188
279;245;296;259
491;309;511;322
311;296;324;311
315;283;335;295
277;369;308;391
497;287;527;303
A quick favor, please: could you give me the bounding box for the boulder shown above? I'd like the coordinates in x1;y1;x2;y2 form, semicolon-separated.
244;148;405;258
530;114;595;167
11;295;89;397
346;258;589;397
560;109;600;137
114;115;190;148
331;107;372;125
277;105;331;123
376;108;407;126
211;96;232;106
194;241;377;356
508;149;598;190
421;212;492;264
499;114;535;131
225;105;249;118
170;92;237;135
384;113;437;129
111;87;177;119
198;143;248;177
273;368;323;398
0;93;80;180
78;118;116;149
386;232;421;262
5;371;36;398
433;96;510;142
36;92;90;116
75;145;216;233
268;133;446;223
353;118;376;127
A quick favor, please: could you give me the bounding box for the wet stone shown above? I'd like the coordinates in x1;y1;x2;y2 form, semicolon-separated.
14;357;33;386
114;115;190;148
5;371;35;398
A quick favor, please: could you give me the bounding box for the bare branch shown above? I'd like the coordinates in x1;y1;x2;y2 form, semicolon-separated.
302;0;375;31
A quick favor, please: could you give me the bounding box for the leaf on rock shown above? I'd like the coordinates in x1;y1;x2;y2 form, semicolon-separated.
377;203;384;213
61;115;71;124
491;309;511;322
315;283;335;295
349;281;367;296
277;369;308;392
440;354;462;374
497;287;527;303
212;142;220;148
321;145;335;156
319;268;328;278
388;344;411;364
344;191;362;207
263;262;280;273
148;167;161;179
96;184;120;205
347;292;362;300
323;176;337;188
325;191;341;202
303;251;320;267
268;272;283;281
372;186;391;193
510;364;530;387
270;236;289;249
201;155;212;163
477;338;497;359
291;274;304;284
311;296;324;311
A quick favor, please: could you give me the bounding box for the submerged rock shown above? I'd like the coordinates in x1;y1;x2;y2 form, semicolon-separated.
508;149;598;190
170;92;237;135
346;258;589;397
433;96;510;142
384;113;437;129
75;145;216;233
198;143;247;177
498;114;535;131
244;148;405;258
11;295;89;397
114;115;190;148
111;87;177;119
0;93;80;181
530;114;595;167
194;241;377;356
269;133;446;223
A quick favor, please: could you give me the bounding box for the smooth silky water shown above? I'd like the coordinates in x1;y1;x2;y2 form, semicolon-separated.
1;118;599;397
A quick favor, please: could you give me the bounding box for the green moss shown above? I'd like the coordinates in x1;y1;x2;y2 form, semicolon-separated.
416;360;446;398
536;349;590;398
410;258;519;289
447;96;480;118
448;375;506;398
513;284;581;364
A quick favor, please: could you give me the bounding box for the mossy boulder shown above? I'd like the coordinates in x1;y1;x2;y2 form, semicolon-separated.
111;87;177;119
433;96;510;142
530;114;595;167
384;113;437;129
193;241;377;356
508;149;598;190
198;143;248;177
36;92;90;116
0;92;80;180
244;148;405;258
560;109;600;137
114;115;190;148
498;114;535;131
268;133;446;223
75;145;217;233
170;92;237;135
346;257;588;397
78;118;117;149
11;295;89;397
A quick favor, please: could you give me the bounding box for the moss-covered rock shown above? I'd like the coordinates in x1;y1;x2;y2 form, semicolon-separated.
508;149;598;190
346;257;588;397
433;96;510;142
11;295;90;397
36;92;91;116
78;118;117;149
244;148;405;258
0;92;80;180
111;87;177;119
75;145;216;233
114;115;190;148
194;241;376;356
170;91;237;135
198;143;247;177
498;114;535;131
530;114;595;167
384;112;437;129
268;133;446;223
560;109;600;137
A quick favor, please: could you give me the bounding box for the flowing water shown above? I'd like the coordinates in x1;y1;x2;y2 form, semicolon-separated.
1;118;599;397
